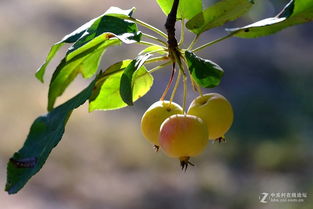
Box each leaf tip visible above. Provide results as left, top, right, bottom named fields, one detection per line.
left=127, top=101, right=134, bottom=106
left=88, top=104, right=95, bottom=112
left=35, top=68, right=45, bottom=83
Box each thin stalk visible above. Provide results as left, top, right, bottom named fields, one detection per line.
left=142, top=33, right=167, bottom=46
left=140, top=49, right=167, bottom=56
left=129, top=18, right=168, bottom=39
left=182, top=55, right=203, bottom=98
left=172, top=51, right=186, bottom=76
left=182, top=74, right=187, bottom=113
left=190, top=76, right=197, bottom=92
left=187, top=34, right=200, bottom=50
left=178, top=19, right=185, bottom=47
left=148, top=61, right=171, bottom=73
left=196, top=83, right=203, bottom=97
left=170, top=69, right=182, bottom=103
left=186, top=65, right=197, bottom=94
left=138, top=41, right=163, bottom=47
left=176, top=60, right=187, bottom=112
left=145, top=56, right=169, bottom=64
left=160, top=64, right=175, bottom=101
left=192, top=32, right=237, bottom=52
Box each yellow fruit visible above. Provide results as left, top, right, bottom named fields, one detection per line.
left=159, top=114, right=208, bottom=158
left=141, top=101, right=183, bottom=146
left=188, top=93, right=233, bottom=140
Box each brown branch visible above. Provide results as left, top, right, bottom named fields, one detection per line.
left=165, top=0, right=180, bottom=61
left=165, top=0, right=179, bottom=50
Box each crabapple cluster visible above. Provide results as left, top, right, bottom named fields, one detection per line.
left=140, top=93, right=233, bottom=169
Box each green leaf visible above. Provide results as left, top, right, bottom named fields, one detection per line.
left=99, top=6, right=137, bottom=19
left=156, top=0, right=202, bottom=20
left=5, top=79, right=96, bottom=194
left=35, top=43, right=64, bottom=82
left=227, top=0, right=313, bottom=38
left=186, top=0, right=254, bottom=34
left=120, top=54, right=152, bottom=105
left=47, top=12, right=142, bottom=111
left=89, top=59, right=153, bottom=111
left=67, top=14, right=141, bottom=58
left=35, top=23, right=91, bottom=82
left=35, top=7, right=138, bottom=82
left=47, top=38, right=119, bottom=111
left=185, top=51, right=224, bottom=88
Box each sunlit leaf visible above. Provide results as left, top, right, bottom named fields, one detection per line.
left=47, top=11, right=142, bottom=111
left=227, top=0, right=313, bottom=38
left=47, top=37, right=118, bottom=111
left=36, top=7, right=137, bottom=82
left=5, top=79, right=96, bottom=194
left=185, top=51, right=223, bottom=88
left=156, top=0, right=202, bottom=20
left=89, top=59, right=153, bottom=111
left=67, top=15, right=141, bottom=58
left=186, top=0, right=254, bottom=34
left=120, top=54, right=152, bottom=105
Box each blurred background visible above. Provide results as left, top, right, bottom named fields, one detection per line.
left=0, top=0, right=312, bottom=208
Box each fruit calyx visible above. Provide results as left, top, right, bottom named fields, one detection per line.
left=153, top=145, right=160, bottom=152
left=179, top=156, right=194, bottom=171
left=214, top=136, right=227, bottom=144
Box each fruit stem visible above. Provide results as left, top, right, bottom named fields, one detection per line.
left=170, top=69, right=182, bottom=103
left=196, top=83, right=203, bottom=97
left=187, top=67, right=200, bottom=95
left=178, top=56, right=188, bottom=112
left=181, top=56, right=201, bottom=97
left=129, top=18, right=168, bottom=39
left=187, top=34, right=200, bottom=51
left=178, top=19, right=185, bottom=47
left=160, top=63, right=176, bottom=101
left=148, top=61, right=171, bottom=73
left=190, top=77, right=197, bottom=92
left=192, top=32, right=237, bottom=52
left=142, top=33, right=167, bottom=46
left=182, top=71, right=187, bottom=113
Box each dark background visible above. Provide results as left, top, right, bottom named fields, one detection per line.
left=0, top=0, right=312, bottom=208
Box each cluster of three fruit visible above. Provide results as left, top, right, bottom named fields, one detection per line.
left=141, top=93, right=233, bottom=168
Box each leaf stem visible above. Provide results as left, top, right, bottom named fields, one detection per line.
left=187, top=34, right=200, bottom=50
left=138, top=41, right=163, bottom=47
left=192, top=32, right=237, bottom=52
left=148, top=61, right=171, bottom=73
left=140, top=48, right=167, bottom=56
left=142, top=33, right=167, bottom=46
left=145, top=56, right=169, bottom=64
left=129, top=18, right=168, bottom=39
left=178, top=19, right=185, bottom=47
